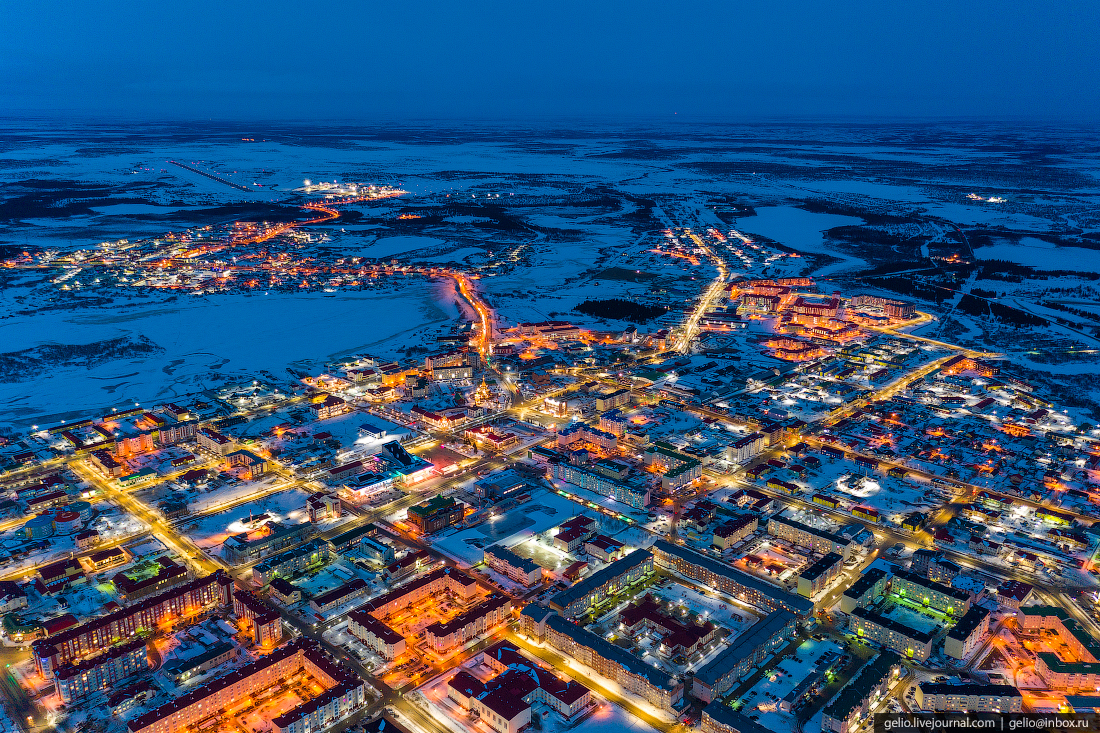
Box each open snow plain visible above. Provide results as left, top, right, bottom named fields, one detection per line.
left=2, top=120, right=1100, bottom=427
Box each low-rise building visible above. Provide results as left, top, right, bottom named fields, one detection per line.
left=309, top=578, right=369, bottom=614
left=584, top=535, right=625, bottom=562
left=407, top=494, right=464, bottom=533
left=448, top=642, right=592, bottom=733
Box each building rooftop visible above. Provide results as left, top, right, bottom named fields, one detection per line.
left=545, top=614, right=678, bottom=690
left=800, top=552, right=842, bottom=583
left=823, top=652, right=900, bottom=721
left=549, top=549, right=651, bottom=611
left=694, top=609, right=794, bottom=686
left=946, top=605, right=989, bottom=642
left=652, top=539, right=814, bottom=616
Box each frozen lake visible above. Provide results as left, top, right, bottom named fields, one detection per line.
left=739, top=205, right=866, bottom=275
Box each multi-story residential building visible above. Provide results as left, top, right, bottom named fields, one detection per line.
left=820, top=653, right=902, bottom=733
left=840, top=568, right=888, bottom=613
left=196, top=427, right=234, bottom=456
left=126, top=639, right=367, bottom=733
left=1018, top=605, right=1100, bottom=689
left=595, top=389, right=631, bottom=412
left=599, top=409, right=628, bottom=436
left=691, top=610, right=796, bottom=703
left=54, top=637, right=149, bottom=703
left=890, top=569, right=970, bottom=616
left=252, top=539, right=331, bottom=585
left=232, top=590, right=283, bottom=647
left=448, top=642, right=591, bottom=733
left=484, top=545, right=543, bottom=587
left=702, top=701, right=774, bottom=733
left=362, top=567, right=478, bottom=618
left=34, top=571, right=233, bottom=678
left=433, top=365, right=474, bottom=381
left=726, top=433, right=765, bottom=464
left=550, top=462, right=650, bottom=509
left=549, top=550, right=652, bottom=618
left=797, top=552, right=843, bottom=598
left=310, top=394, right=349, bottom=421
left=523, top=609, right=682, bottom=710
left=558, top=423, right=618, bottom=452
left=406, top=495, right=465, bottom=533
left=425, top=593, right=512, bottom=653
left=644, top=442, right=703, bottom=490
left=712, top=514, right=758, bottom=550
left=849, top=295, right=915, bottom=320
left=767, top=517, right=853, bottom=560
left=158, top=419, right=196, bottom=446
left=915, top=683, right=1022, bottom=713
left=310, top=579, right=369, bottom=614
left=651, top=540, right=814, bottom=617
left=945, top=605, right=990, bottom=660
left=850, top=607, right=933, bottom=661
left=347, top=609, right=406, bottom=660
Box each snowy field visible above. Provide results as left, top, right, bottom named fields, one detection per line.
left=179, top=487, right=314, bottom=550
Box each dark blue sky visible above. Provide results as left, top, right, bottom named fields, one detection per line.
left=2, top=1, right=1097, bottom=120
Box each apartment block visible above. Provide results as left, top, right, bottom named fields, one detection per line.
left=484, top=544, right=543, bottom=587
left=944, top=605, right=990, bottom=660
left=549, top=550, right=652, bottom=617
left=850, top=607, right=933, bottom=662
left=767, top=517, right=853, bottom=560
left=651, top=540, right=814, bottom=617
left=821, top=653, right=902, bottom=733
left=691, top=610, right=796, bottom=703
left=915, top=683, right=1022, bottom=713
left=797, top=552, right=843, bottom=598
